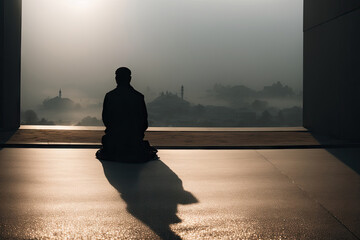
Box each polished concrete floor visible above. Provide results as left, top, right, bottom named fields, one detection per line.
left=0, top=148, right=359, bottom=239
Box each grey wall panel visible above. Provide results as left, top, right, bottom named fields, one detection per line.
left=0, top=0, right=21, bottom=130
left=304, top=8, right=360, bottom=140
left=304, top=0, right=360, bottom=31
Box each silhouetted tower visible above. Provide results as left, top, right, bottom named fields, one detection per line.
left=59, top=89, right=62, bottom=98
left=181, top=85, right=184, bottom=100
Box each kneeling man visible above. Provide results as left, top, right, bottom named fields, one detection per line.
left=96, top=67, right=157, bottom=162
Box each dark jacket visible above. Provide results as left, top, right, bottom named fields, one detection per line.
left=102, top=84, right=148, bottom=142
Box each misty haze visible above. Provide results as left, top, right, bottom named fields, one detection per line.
left=21, top=0, right=303, bottom=127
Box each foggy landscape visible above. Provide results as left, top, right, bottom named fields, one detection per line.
left=21, top=0, right=303, bottom=126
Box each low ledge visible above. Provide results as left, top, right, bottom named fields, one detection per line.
left=2, top=142, right=360, bottom=150
left=2, top=127, right=359, bottom=149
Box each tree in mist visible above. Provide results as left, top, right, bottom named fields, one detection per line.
left=277, top=107, right=302, bottom=126
left=77, top=116, right=103, bottom=126
left=259, top=81, right=295, bottom=98
left=41, top=95, right=81, bottom=111
left=208, top=84, right=256, bottom=108
left=258, top=110, right=273, bottom=125
left=148, top=92, right=190, bottom=118
left=37, top=118, right=54, bottom=125
left=21, top=110, right=54, bottom=125
left=251, top=99, right=268, bottom=112
left=208, top=82, right=297, bottom=108
left=23, top=110, right=38, bottom=124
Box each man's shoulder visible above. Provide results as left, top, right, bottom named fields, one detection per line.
left=104, top=89, right=117, bottom=100
left=106, top=88, right=118, bottom=95
left=131, top=88, right=144, bottom=98
left=106, top=86, right=144, bottom=99
left=127, top=85, right=145, bottom=99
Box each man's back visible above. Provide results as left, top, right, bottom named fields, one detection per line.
left=102, top=84, right=148, bottom=142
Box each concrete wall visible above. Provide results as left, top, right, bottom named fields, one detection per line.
left=0, top=0, right=22, bottom=130
left=303, top=1, right=360, bottom=140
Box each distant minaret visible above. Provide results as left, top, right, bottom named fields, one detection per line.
left=181, top=85, right=184, bottom=100
left=59, top=89, right=62, bottom=98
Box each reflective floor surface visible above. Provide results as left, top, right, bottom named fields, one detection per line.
left=0, top=148, right=359, bottom=239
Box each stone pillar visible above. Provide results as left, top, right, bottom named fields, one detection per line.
left=0, top=0, right=22, bottom=130
left=303, top=1, right=360, bottom=140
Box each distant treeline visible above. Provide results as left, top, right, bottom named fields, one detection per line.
left=207, top=82, right=301, bottom=108
left=21, top=82, right=302, bottom=127
left=147, top=91, right=301, bottom=127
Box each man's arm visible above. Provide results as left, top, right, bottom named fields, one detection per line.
left=102, top=94, right=110, bottom=128
left=141, top=96, right=148, bottom=133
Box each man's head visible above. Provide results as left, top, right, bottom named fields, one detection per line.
left=115, top=67, right=131, bottom=85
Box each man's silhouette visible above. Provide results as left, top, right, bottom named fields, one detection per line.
left=96, top=67, right=157, bottom=162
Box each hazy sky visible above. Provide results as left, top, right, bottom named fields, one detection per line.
left=21, top=0, right=303, bottom=109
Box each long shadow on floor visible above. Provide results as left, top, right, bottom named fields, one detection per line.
left=100, top=160, right=198, bottom=240
left=0, top=130, right=16, bottom=150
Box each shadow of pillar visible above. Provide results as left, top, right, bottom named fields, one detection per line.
left=0, top=130, right=17, bottom=150
left=310, top=132, right=360, bottom=174
left=100, top=160, right=198, bottom=240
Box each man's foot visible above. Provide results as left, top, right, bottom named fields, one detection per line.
left=149, top=153, right=160, bottom=161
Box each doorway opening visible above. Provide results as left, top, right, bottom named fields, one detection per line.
left=21, top=0, right=303, bottom=127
